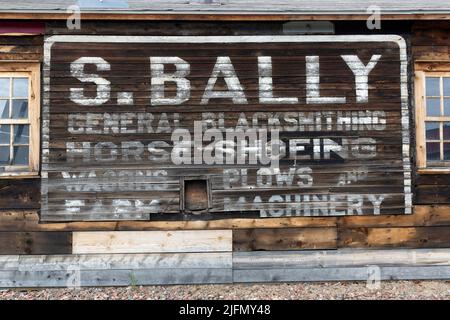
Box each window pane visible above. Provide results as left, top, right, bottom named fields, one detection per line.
left=0, top=146, right=9, bottom=165
left=445, top=143, right=450, bottom=160
left=13, top=125, right=29, bottom=144
left=426, top=142, right=440, bottom=161
left=0, top=78, right=10, bottom=97
left=444, top=122, right=450, bottom=140
left=426, top=77, right=440, bottom=96
left=12, top=78, right=28, bottom=98
left=444, top=78, right=450, bottom=96
left=12, top=146, right=28, bottom=165
left=0, top=100, right=9, bottom=119
left=0, top=125, right=10, bottom=144
left=426, top=98, right=441, bottom=116
left=444, top=99, right=450, bottom=116
left=426, top=122, right=440, bottom=140
left=11, top=99, right=28, bottom=119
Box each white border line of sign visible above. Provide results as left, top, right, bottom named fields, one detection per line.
left=42, top=35, right=412, bottom=217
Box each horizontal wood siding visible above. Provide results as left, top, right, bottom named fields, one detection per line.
left=1, top=204, right=450, bottom=253
left=0, top=179, right=40, bottom=210
left=0, top=22, right=449, bottom=260
left=338, top=226, right=450, bottom=248
left=413, top=21, right=450, bottom=204
left=1, top=248, right=450, bottom=287
left=42, top=35, right=411, bottom=221
left=234, top=266, right=450, bottom=282
left=72, top=230, right=232, bottom=254
left=0, top=35, right=42, bottom=61
left=233, top=227, right=337, bottom=251
left=0, top=35, right=42, bottom=212
left=0, top=211, right=335, bottom=231
left=234, top=248, right=450, bottom=269
left=0, top=232, right=71, bottom=254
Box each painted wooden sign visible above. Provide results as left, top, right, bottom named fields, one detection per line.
left=41, top=35, right=411, bottom=221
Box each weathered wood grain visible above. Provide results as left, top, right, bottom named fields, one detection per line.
left=0, top=268, right=233, bottom=287
left=234, top=248, right=450, bottom=269
left=0, top=232, right=71, bottom=255
left=338, top=226, right=450, bottom=248
left=338, top=205, right=450, bottom=228
left=0, top=179, right=40, bottom=210
left=415, top=185, right=450, bottom=204
left=0, top=252, right=232, bottom=271
left=72, top=230, right=232, bottom=254
left=233, top=266, right=450, bottom=282
left=0, top=35, right=43, bottom=61
left=3, top=205, right=450, bottom=232
left=41, top=35, right=411, bottom=220
left=233, top=227, right=337, bottom=251
left=0, top=211, right=336, bottom=231
left=1, top=248, right=450, bottom=287
left=412, top=22, right=450, bottom=206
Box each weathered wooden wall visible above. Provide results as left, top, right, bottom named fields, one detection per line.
left=42, top=36, right=410, bottom=220
left=0, top=35, right=42, bottom=212
left=0, top=21, right=449, bottom=259
left=1, top=205, right=450, bottom=254
left=412, top=21, right=450, bottom=204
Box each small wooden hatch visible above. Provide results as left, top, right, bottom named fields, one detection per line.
left=181, top=177, right=211, bottom=214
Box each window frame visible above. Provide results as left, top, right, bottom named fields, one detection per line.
left=0, top=62, right=40, bottom=178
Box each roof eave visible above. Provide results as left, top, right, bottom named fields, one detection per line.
left=1, top=10, right=450, bottom=21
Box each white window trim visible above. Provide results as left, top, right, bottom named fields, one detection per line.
left=0, top=62, right=40, bottom=178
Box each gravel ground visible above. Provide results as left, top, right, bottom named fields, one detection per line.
left=0, top=281, right=449, bottom=300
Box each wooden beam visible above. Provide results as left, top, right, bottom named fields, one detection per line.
left=2, top=205, right=450, bottom=232
left=0, top=248, right=449, bottom=287
left=0, top=252, right=232, bottom=271
left=0, top=268, right=233, bottom=287
left=0, top=211, right=336, bottom=231
left=338, top=205, right=450, bottom=228
left=72, top=230, right=232, bottom=254
left=338, top=226, right=450, bottom=248
left=0, top=231, right=72, bottom=254
left=234, top=248, right=450, bottom=269
left=234, top=266, right=450, bottom=282
left=1, top=12, right=450, bottom=21
left=233, top=227, right=337, bottom=251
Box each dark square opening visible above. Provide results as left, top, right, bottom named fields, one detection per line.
left=182, top=178, right=210, bottom=213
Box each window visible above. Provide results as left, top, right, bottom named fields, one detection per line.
left=0, top=63, right=40, bottom=177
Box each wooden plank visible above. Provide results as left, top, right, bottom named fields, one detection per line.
left=338, top=205, right=450, bottom=227
left=5, top=205, right=450, bottom=232
left=415, top=185, right=450, bottom=204
left=234, top=248, right=450, bottom=269
left=72, top=230, right=232, bottom=254
left=414, top=69, right=426, bottom=169
left=233, top=266, right=450, bottom=283
left=0, top=211, right=116, bottom=231
left=415, top=174, right=450, bottom=185
left=1, top=248, right=450, bottom=287
left=0, top=232, right=71, bottom=255
left=338, top=226, right=450, bottom=248
left=233, top=227, right=337, bottom=251
left=0, top=252, right=231, bottom=271
left=2, top=264, right=450, bottom=288
left=0, top=179, right=40, bottom=210
left=0, top=268, right=232, bottom=287
left=0, top=256, right=19, bottom=271
left=0, top=211, right=336, bottom=231
left=0, top=35, right=42, bottom=61
left=4, top=12, right=450, bottom=22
